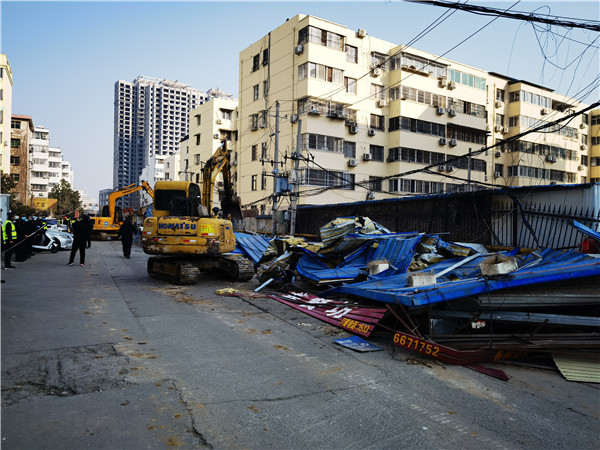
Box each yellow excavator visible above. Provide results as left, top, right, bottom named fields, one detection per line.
left=91, top=181, right=154, bottom=240
left=141, top=140, right=254, bottom=284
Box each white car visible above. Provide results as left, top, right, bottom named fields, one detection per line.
left=32, top=227, right=74, bottom=253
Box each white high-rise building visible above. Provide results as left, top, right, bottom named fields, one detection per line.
left=113, top=76, right=207, bottom=207
left=29, top=126, right=72, bottom=199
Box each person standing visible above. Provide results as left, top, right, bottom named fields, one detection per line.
left=2, top=212, right=17, bottom=269
left=118, top=215, right=135, bottom=259
left=67, top=215, right=91, bottom=266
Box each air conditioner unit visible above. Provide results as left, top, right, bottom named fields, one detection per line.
left=546, top=155, right=557, bottom=162
left=494, top=172, right=501, bottom=178
left=349, top=125, right=359, bottom=134
left=446, top=166, right=454, bottom=172
left=541, top=108, right=548, bottom=115
left=363, top=153, right=372, bottom=161
left=580, top=144, right=587, bottom=151
left=495, top=151, right=501, bottom=158
left=495, top=100, right=502, bottom=108
left=290, top=114, right=298, bottom=123
left=448, top=80, right=456, bottom=90
left=357, top=28, right=367, bottom=38
left=449, top=139, right=457, bottom=147
left=294, top=44, right=304, bottom=55
left=439, top=137, right=448, bottom=145
left=437, top=165, right=446, bottom=172
left=580, top=123, right=586, bottom=129
left=436, top=107, right=446, bottom=115
left=371, top=67, right=382, bottom=77
left=232, top=160, right=237, bottom=166
left=377, top=99, right=387, bottom=108
left=214, top=134, right=220, bottom=139
left=578, top=165, right=584, bottom=171
left=438, top=77, right=447, bottom=87
left=348, top=158, right=358, bottom=167
left=367, top=191, right=375, bottom=200
left=494, top=125, right=502, bottom=133
left=216, top=119, right=222, bottom=124
left=448, top=109, right=457, bottom=117
left=368, top=128, right=376, bottom=136
left=502, top=127, right=509, bottom=133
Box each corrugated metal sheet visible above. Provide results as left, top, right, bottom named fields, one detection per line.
left=325, top=249, right=600, bottom=308
left=319, top=217, right=391, bottom=248
left=552, top=353, right=600, bottom=383
left=235, top=232, right=270, bottom=264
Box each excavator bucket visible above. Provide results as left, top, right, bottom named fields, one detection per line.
left=221, top=196, right=243, bottom=221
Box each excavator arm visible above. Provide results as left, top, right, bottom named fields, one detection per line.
left=202, top=140, right=242, bottom=221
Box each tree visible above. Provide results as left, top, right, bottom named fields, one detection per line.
left=49, top=179, right=82, bottom=216
left=1, top=171, right=16, bottom=193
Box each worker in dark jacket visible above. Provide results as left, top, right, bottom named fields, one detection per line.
left=118, top=215, right=135, bottom=259
left=67, top=215, right=92, bottom=266
left=3, top=212, right=17, bottom=269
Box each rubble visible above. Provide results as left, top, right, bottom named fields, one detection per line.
left=233, top=216, right=600, bottom=380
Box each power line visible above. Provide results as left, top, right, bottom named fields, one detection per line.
left=407, top=0, right=600, bottom=31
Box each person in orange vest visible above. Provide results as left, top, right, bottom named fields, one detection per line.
left=3, top=212, right=18, bottom=269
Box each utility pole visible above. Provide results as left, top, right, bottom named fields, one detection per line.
left=290, top=119, right=302, bottom=236
left=467, top=147, right=472, bottom=189
left=271, top=101, right=280, bottom=237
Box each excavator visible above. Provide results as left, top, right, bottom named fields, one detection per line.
left=141, top=140, right=254, bottom=284
left=91, top=181, right=154, bottom=240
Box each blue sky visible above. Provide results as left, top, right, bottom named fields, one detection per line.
left=2, top=1, right=598, bottom=199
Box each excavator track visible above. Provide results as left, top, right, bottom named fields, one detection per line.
left=147, top=257, right=201, bottom=285
left=220, top=254, right=255, bottom=281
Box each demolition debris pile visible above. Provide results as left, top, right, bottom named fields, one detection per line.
left=232, top=217, right=600, bottom=381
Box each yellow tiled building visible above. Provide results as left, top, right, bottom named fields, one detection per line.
left=189, top=14, right=596, bottom=215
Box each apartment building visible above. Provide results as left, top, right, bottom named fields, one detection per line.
left=113, top=76, right=207, bottom=208
left=588, top=110, right=600, bottom=182
left=236, top=14, right=593, bottom=214
left=9, top=115, right=34, bottom=204
left=1, top=54, right=13, bottom=174
left=28, top=126, right=72, bottom=200
left=186, top=96, right=239, bottom=211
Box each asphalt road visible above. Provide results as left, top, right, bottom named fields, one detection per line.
left=1, top=242, right=599, bottom=449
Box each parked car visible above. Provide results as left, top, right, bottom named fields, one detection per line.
left=32, top=227, right=73, bottom=253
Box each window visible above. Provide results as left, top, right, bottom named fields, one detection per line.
left=10, top=156, right=20, bottom=165
left=495, top=114, right=504, bottom=127
left=195, top=114, right=201, bottom=126
left=496, top=89, right=505, bottom=102
left=251, top=175, right=257, bottom=191
left=10, top=173, right=19, bottom=182
left=298, top=26, right=345, bottom=51
left=345, top=44, right=357, bottom=63
left=303, top=133, right=343, bottom=153
left=251, top=144, right=258, bottom=161
left=298, top=62, right=343, bottom=84
left=370, top=114, right=385, bottom=131
left=343, top=141, right=356, bottom=158
left=369, top=176, right=382, bottom=191
left=261, top=174, right=267, bottom=190
left=262, top=49, right=269, bottom=65
left=370, top=145, right=385, bottom=162
left=344, top=77, right=357, bottom=95
left=370, top=84, right=385, bottom=100
left=253, top=84, right=259, bottom=101
left=252, top=54, right=260, bottom=72
left=11, top=138, right=20, bottom=148
left=399, top=86, right=446, bottom=107
left=263, top=80, right=269, bottom=97
left=448, top=69, right=485, bottom=90
left=591, top=115, right=600, bottom=126
left=194, top=154, right=201, bottom=164
left=371, top=52, right=387, bottom=68
left=390, top=53, right=447, bottom=78
left=221, top=109, right=232, bottom=120
left=195, top=134, right=201, bottom=145
left=250, top=114, right=259, bottom=130
left=392, top=116, right=446, bottom=137
left=11, top=120, right=21, bottom=129
left=299, top=168, right=354, bottom=189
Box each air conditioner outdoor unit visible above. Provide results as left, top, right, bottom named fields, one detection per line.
left=377, top=99, right=387, bottom=108
left=449, top=139, right=457, bottom=147
left=368, top=128, right=376, bottom=136
left=448, top=109, right=457, bottom=117
left=495, top=125, right=502, bottom=133
left=546, top=155, right=557, bottom=162
left=216, top=119, right=222, bottom=124
left=448, top=80, right=456, bottom=90
left=363, top=153, right=372, bottom=161
left=578, top=165, right=584, bottom=171
left=446, top=166, right=454, bottom=172
left=348, top=158, right=358, bottom=167
left=232, top=160, right=237, bottom=166
left=495, top=100, right=502, bottom=108
left=371, top=67, right=382, bottom=77
left=349, top=125, right=359, bottom=134
left=294, top=44, right=304, bottom=55
left=541, top=108, right=548, bottom=115
left=502, top=127, right=509, bottom=133
left=495, top=151, right=501, bottom=158
left=580, top=123, right=586, bottom=129
left=214, top=134, right=220, bottom=139
left=357, top=28, right=367, bottom=38
left=438, top=165, right=446, bottom=172
left=308, top=107, right=320, bottom=115
left=436, top=107, right=446, bottom=115
left=494, top=172, right=501, bottom=178
left=439, top=137, right=448, bottom=145
left=290, top=114, right=298, bottom=123
left=438, top=77, right=447, bottom=87
left=580, top=144, right=587, bottom=151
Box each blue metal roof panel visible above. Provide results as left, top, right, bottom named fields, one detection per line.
left=234, top=232, right=271, bottom=264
